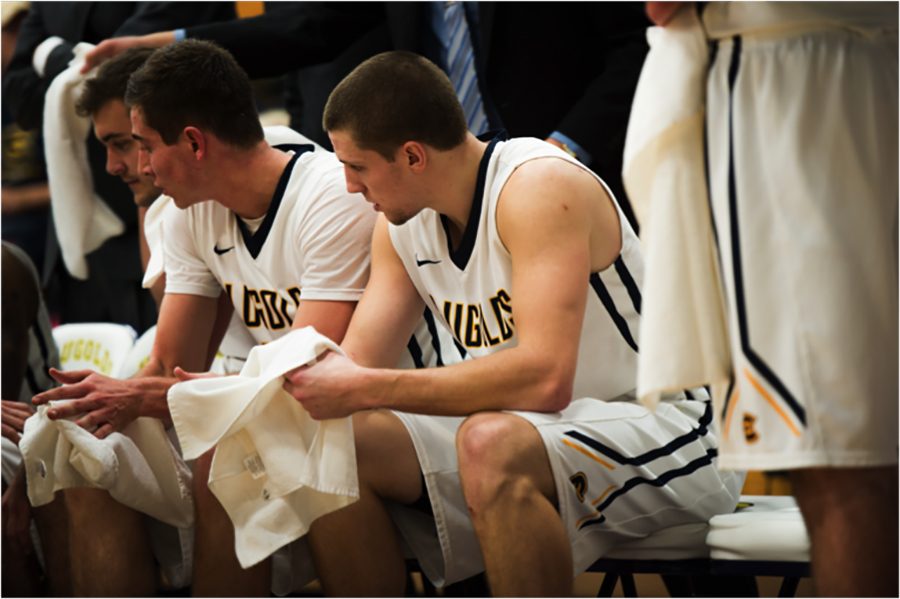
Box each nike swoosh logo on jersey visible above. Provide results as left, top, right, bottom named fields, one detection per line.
left=415, top=254, right=441, bottom=267
left=214, top=245, right=235, bottom=255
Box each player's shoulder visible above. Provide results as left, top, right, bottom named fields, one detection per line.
left=500, top=154, right=595, bottom=212
left=495, top=141, right=609, bottom=238
left=494, top=138, right=586, bottom=193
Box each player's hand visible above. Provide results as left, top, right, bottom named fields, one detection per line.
left=283, top=352, right=371, bottom=420
left=80, top=31, right=176, bottom=74
left=645, top=2, right=688, bottom=26
left=1, top=400, right=35, bottom=445
left=32, top=369, right=142, bottom=439
left=2, top=469, right=34, bottom=556
left=544, top=137, right=573, bottom=156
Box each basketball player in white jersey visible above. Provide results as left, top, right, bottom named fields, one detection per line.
left=41, top=47, right=315, bottom=596
left=646, top=3, right=898, bottom=596
left=280, top=51, right=742, bottom=596
left=33, top=41, right=456, bottom=596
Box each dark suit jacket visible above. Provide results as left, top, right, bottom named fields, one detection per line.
left=184, top=2, right=648, bottom=229
left=1, top=2, right=235, bottom=330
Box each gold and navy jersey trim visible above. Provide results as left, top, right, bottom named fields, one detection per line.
left=422, top=306, right=469, bottom=365
left=589, top=270, right=639, bottom=353
left=236, top=144, right=313, bottom=259
left=440, top=130, right=508, bottom=271
left=564, top=400, right=713, bottom=468
left=576, top=448, right=719, bottom=530
left=562, top=401, right=716, bottom=529
left=717, top=36, right=806, bottom=428
left=407, top=335, right=425, bottom=368
left=613, top=256, right=642, bottom=315
left=406, top=307, right=466, bottom=369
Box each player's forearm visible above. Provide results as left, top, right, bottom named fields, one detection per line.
left=135, top=355, right=168, bottom=378
left=367, top=347, right=574, bottom=415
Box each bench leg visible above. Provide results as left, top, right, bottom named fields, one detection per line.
left=778, top=577, right=799, bottom=598
left=598, top=573, right=619, bottom=597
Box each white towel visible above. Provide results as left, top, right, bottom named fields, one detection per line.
left=622, top=7, right=733, bottom=409
left=262, top=124, right=321, bottom=149
left=18, top=409, right=193, bottom=527
left=43, top=42, right=125, bottom=280
left=141, top=195, right=174, bottom=289
left=167, top=327, right=358, bottom=568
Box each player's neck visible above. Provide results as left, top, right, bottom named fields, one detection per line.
left=431, top=134, right=488, bottom=240
left=216, top=143, right=292, bottom=219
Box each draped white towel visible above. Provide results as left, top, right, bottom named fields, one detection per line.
left=168, top=327, right=358, bottom=568
left=19, top=410, right=193, bottom=527
left=43, top=42, right=124, bottom=280
left=621, top=7, right=733, bottom=410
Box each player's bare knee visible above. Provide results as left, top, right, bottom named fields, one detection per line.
left=457, top=414, right=540, bottom=508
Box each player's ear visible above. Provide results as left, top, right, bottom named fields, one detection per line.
left=183, top=127, right=206, bottom=159
left=402, top=141, right=427, bottom=172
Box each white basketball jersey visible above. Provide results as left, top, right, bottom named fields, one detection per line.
left=164, top=140, right=376, bottom=345
left=389, top=136, right=645, bottom=401
left=163, top=131, right=457, bottom=368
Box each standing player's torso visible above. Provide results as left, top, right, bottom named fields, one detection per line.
left=390, top=136, right=645, bottom=401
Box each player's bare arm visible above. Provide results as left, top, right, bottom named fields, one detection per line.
left=288, top=157, right=619, bottom=419
left=283, top=216, right=427, bottom=405
left=205, top=292, right=235, bottom=368
left=80, top=32, right=176, bottom=74
left=341, top=216, right=429, bottom=368
left=138, top=293, right=220, bottom=377
left=289, top=299, right=357, bottom=344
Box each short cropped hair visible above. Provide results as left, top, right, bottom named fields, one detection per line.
left=75, top=47, right=155, bottom=118
left=125, top=39, right=263, bottom=148
left=323, top=51, right=467, bottom=160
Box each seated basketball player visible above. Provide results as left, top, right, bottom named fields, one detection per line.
left=281, top=51, right=744, bottom=596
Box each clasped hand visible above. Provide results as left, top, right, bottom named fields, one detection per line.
left=31, top=369, right=142, bottom=439
left=283, top=352, right=370, bottom=420
left=1, top=400, right=35, bottom=444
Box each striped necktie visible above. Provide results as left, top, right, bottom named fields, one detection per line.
left=440, top=1, right=489, bottom=135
